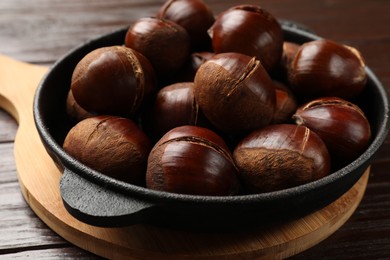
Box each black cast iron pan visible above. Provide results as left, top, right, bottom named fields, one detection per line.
left=33, top=22, right=390, bottom=228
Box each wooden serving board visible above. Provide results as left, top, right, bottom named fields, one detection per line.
left=0, top=53, right=369, bottom=259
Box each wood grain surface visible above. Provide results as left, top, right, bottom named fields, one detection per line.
left=1, top=0, right=390, bottom=259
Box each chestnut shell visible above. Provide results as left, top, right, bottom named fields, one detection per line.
left=272, top=81, right=297, bottom=124
left=65, top=89, right=95, bottom=122
left=293, top=97, right=372, bottom=163
left=125, top=17, right=191, bottom=79
left=146, top=126, right=240, bottom=196
left=63, top=115, right=152, bottom=184
left=71, top=46, right=155, bottom=117
left=194, top=52, right=276, bottom=134
left=142, top=82, right=210, bottom=141
left=156, top=0, right=215, bottom=51
left=233, top=124, right=331, bottom=193
left=288, top=39, right=367, bottom=100
left=209, top=5, right=283, bottom=72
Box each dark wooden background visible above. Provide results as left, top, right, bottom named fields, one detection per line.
left=1, top=0, right=390, bottom=258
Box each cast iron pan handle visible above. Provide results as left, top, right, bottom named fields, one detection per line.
left=60, top=168, right=156, bottom=227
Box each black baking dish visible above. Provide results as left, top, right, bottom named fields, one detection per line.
left=33, top=23, right=390, bottom=228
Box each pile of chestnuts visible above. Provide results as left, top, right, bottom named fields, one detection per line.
left=63, top=0, right=372, bottom=196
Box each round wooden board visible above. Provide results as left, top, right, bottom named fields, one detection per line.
left=0, top=54, right=369, bottom=259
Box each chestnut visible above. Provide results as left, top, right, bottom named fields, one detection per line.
left=233, top=124, right=331, bottom=193
left=208, top=4, right=283, bottom=72
left=175, top=51, right=214, bottom=82
left=63, top=115, right=152, bottom=184
left=281, top=42, right=300, bottom=71
left=194, top=52, right=276, bottom=134
left=142, top=82, right=210, bottom=141
left=66, top=89, right=95, bottom=122
left=288, top=39, right=367, bottom=100
left=156, top=0, right=215, bottom=51
left=272, top=41, right=301, bottom=81
left=190, top=52, right=215, bottom=70
left=272, top=81, right=298, bottom=124
left=71, top=46, right=155, bottom=117
left=125, top=17, right=190, bottom=80
left=146, top=125, right=240, bottom=196
left=293, top=97, right=371, bottom=163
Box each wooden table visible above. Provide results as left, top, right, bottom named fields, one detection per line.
left=1, top=0, right=390, bottom=258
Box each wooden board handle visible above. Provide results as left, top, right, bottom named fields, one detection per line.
left=0, top=54, right=47, bottom=123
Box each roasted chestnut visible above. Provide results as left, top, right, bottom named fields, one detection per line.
left=156, top=0, right=215, bottom=51
left=125, top=17, right=191, bottom=80
left=142, top=82, right=210, bottom=141
left=233, top=124, right=331, bottom=193
left=146, top=125, right=240, bottom=196
left=288, top=39, right=367, bottom=100
left=66, top=90, right=95, bottom=122
left=272, top=41, right=301, bottom=81
left=71, top=46, right=155, bottom=117
left=175, top=51, right=215, bottom=82
left=272, top=81, right=298, bottom=124
left=293, top=97, right=371, bottom=163
left=194, top=52, right=276, bottom=134
left=63, top=115, right=152, bottom=184
left=208, top=4, right=283, bottom=72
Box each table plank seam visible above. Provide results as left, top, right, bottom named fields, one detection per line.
left=0, top=242, right=73, bottom=255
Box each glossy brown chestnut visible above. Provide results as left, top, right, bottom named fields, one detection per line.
left=156, top=0, right=215, bottom=51
left=208, top=5, right=283, bottom=72
left=233, top=124, right=331, bottom=193
left=176, top=51, right=214, bottom=82
left=71, top=46, right=155, bottom=117
left=146, top=125, right=240, bottom=196
left=272, top=81, right=297, bottom=124
left=142, top=82, right=210, bottom=141
left=63, top=115, right=152, bottom=184
left=272, top=41, right=300, bottom=81
left=125, top=17, right=190, bottom=79
left=66, top=89, right=95, bottom=123
left=282, top=42, right=300, bottom=70
left=194, top=52, right=276, bottom=134
left=190, top=52, right=215, bottom=71
left=288, top=39, right=367, bottom=100
left=293, top=97, right=371, bottom=163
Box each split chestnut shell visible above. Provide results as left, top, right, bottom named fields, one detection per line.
left=293, top=97, right=371, bottom=163
left=194, top=52, right=276, bottom=134
left=71, top=46, right=155, bottom=117
left=142, top=82, right=209, bottom=141
left=125, top=17, right=190, bottom=79
left=156, top=0, right=215, bottom=51
left=63, top=115, right=152, bottom=184
left=146, top=126, right=240, bottom=196
left=208, top=5, right=283, bottom=72
left=233, top=124, right=331, bottom=193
